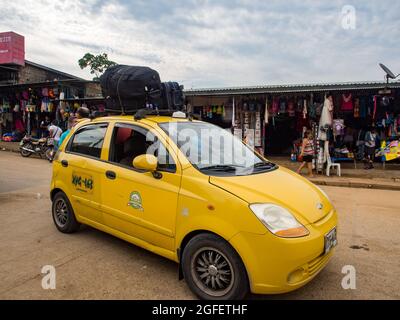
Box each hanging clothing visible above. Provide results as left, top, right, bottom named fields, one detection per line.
left=318, top=98, right=334, bottom=141
left=359, top=97, right=367, bottom=118
left=279, top=99, right=286, bottom=113
left=341, top=93, right=353, bottom=111
left=309, top=103, right=317, bottom=119
left=288, top=101, right=295, bottom=117
left=373, top=96, right=378, bottom=120
left=264, top=99, right=269, bottom=124
left=303, top=99, right=308, bottom=119
left=272, top=98, right=279, bottom=114
left=333, top=119, right=345, bottom=136
left=354, top=98, right=360, bottom=118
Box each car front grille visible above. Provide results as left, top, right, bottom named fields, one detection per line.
left=307, top=251, right=333, bottom=276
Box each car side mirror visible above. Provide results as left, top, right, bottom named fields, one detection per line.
left=133, top=154, right=158, bottom=172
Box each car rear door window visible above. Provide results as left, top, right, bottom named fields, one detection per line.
left=110, top=123, right=176, bottom=173
left=68, top=124, right=108, bottom=159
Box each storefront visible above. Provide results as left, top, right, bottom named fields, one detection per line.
left=0, top=78, right=103, bottom=140
left=185, top=81, right=400, bottom=166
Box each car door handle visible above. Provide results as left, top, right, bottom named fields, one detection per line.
left=61, top=160, right=68, bottom=167
left=106, top=170, right=116, bottom=180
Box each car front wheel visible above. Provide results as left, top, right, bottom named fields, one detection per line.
left=182, top=233, right=249, bottom=300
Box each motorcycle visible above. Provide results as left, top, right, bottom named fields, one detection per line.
left=19, top=135, right=54, bottom=162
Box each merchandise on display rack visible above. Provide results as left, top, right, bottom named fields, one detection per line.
left=186, top=87, right=400, bottom=173
left=0, top=85, right=105, bottom=141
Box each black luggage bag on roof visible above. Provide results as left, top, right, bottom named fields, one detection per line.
left=100, top=65, right=162, bottom=113
left=161, top=82, right=185, bottom=111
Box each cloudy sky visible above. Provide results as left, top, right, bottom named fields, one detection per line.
left=1, top=0, right=399, bottom=88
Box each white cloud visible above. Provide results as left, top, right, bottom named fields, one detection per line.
left=0, top=0, right=399, bottom=88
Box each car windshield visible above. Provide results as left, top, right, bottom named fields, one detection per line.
left=159, top=122, right=277, bottom=176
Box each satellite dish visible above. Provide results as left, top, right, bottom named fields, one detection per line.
left=379, top=63, right=396, bottom=79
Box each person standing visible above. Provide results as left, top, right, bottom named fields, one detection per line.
left=39, top=116, right=51, bottom=137
left=58, top=116, right=77, bottom=148
left=48, top=120, right=63, bottom=150
left=297, top=130, right=315, bottom=178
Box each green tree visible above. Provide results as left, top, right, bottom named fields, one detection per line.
left=78, top=53, right=117, bottom=80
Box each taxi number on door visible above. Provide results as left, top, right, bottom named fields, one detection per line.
left=72, top=172, right=94, bottom=193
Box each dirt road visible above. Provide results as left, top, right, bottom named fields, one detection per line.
left=0, top=152, right=399, bottom=299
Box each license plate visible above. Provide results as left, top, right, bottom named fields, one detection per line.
left=324, top=227, right=337, bottom=255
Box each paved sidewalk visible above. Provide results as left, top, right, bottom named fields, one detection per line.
left=309, top=176, right=400, bottom=191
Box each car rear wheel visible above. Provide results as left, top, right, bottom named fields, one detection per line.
left=182, top=233, right=249, bottom=300
left=52, top=192, right=80, bottom=233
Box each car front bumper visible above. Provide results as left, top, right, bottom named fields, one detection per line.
left=229, top=209, right=338, bottom=294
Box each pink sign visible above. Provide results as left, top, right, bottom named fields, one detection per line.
left=0, top=32, right=25, bottom=66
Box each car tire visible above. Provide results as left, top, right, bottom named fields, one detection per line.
left=52, top=191, right=80, bottom=233
left=182, top=233, right=249, bottom=300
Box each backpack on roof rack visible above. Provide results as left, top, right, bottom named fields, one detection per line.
left=100, top=65, right=162, bottom=114
left=161, top=82, right=185, bottom=111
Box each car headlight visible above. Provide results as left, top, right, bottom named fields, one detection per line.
left=249, top=204, right=309, bottom=238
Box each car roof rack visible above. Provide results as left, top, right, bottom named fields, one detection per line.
left=134, top=109, right=200, bottom=121
left=90, top=109, right=200, bottom=121
left=134, top=108, right=176, bottom=120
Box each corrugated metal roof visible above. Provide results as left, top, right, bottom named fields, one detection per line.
left=184, top=80, right=400, bottom=96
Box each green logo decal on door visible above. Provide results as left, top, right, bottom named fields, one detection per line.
left=128, top=192, right=143, bottom=211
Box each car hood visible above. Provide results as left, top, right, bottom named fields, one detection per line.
left=209, top=167, right=333, bottom=224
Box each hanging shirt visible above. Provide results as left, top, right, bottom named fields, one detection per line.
left=341, top=93, right=353, bottom=111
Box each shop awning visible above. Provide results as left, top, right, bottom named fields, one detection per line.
left=184, top=80, right=400, bottom=96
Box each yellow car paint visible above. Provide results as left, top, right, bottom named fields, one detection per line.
left=51, top=115, right=337, bottom=296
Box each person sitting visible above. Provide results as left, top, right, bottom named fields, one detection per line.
left=120, top=133, right=147, bottom=167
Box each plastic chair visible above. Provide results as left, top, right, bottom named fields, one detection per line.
left=326, top=155, right=341, bottom=177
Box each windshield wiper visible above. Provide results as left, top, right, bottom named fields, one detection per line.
left=200, top=165, right=243, bottom=172
left=251, top=162, right=277, bottom=170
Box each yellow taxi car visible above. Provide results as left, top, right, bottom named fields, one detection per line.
left=50, top=111, right=337, bottom=300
